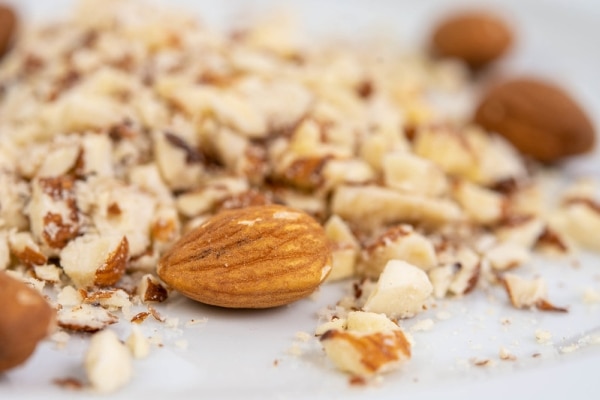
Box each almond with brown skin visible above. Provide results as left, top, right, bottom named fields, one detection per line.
left=0, top=4, right=17, bottom=59
left=474, top=78, right=595, bottom=162
left=0, top=271, right=55, bottom=372
left=431, top=11, right=512, bottom=70
left=157, top=204, right=332, bottom=308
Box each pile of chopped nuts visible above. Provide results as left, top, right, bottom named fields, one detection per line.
left=0, top=0, right=598, bottom=392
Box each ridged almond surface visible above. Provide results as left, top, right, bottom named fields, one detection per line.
left=157, top=204, right=332, bottom=308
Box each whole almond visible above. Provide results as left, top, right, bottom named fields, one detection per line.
left=0, top=4, right=17, bottom=59
left=157, top=204, right=332, bottom=308
left=0, top=270, right=55, bottom=372
left=431, top=11, right=512, bottom=69
left=474, top=78, right=595, bottom=162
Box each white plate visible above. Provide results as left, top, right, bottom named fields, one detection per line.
left=1, top=1, right=599, bottom=399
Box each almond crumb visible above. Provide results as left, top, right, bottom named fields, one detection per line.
left=499, top=346, right=516, bottom=361
left=534, top=329, right=553, bottom=344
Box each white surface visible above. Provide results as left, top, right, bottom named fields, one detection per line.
left=1, top=0, right=600, bottom=399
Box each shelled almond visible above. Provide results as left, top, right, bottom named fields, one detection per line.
left=0, top=0, right=598, bottom=389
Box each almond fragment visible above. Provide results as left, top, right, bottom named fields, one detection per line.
left=60, top=234, right=129, bottom=288
left=502, top=273, right=567, bottom=312
left=359, top=225, right=437, bottom=278
left=57, top=304, right=118, bottom=333
left=363, top=260, right=433, bottom=319
left=137, top=274, right=168, bottom=303
left=28, top=176, right=80, bottom=252
left=324, top=215, right=359, bottom=281
left=8, top=231, right=47, bottom=267
left=451, top=180, right=505, bottom=225
left=320, top=328, right=411, bottom=377
left=157, top=204, right=332, bottom=308
left=332, top=185, right=463, bottom=232
left=0, top=271, right=55, bottom=372
left=345, top=311, right=400, bottom=333
left=85, top=330, right=133, bottom=393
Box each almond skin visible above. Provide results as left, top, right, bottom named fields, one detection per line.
left=0, top=4, right=17, bottom=59
left=157, top=204, right=332, bottom=308
left=94, top=236, right=129, bottom=287
left=0, top=271, right=55, bottom=372
left=474, top=78, right=595, bottom=162
left=431, top=11, right=512, bottom=69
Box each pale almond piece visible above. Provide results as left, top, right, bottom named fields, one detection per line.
left=271, top=187, right=327, bottom=218
left=452, top=180, right=505, bottom=225
left=324, top=215, right=359, bottom=282
left=85, top=330, right=133, bottom=393
left=320, top=329, right=411, bottom=376
left=332, top=185, right=463, bottom=232
left=561, top=178, right=599, bottom=201
left=36, top=139, right=80, bottom=178
left=485, top=242, right=530, bottom=271
left=322, top=158, right=375, bottom=190
left=346, top=311, right=400, bottom=333
left=83, top=289, right=132, bottom=311
left=413, top=126, right=479, bottom=181
left=157, top=204, right=332, bottom=308
left=56, top=285, right=85, bottom=307
left=41, top=92, right=123, bottom=134
left=34, top=264, right=62, bottom=282
left=428, top=265, right=454, bottom=299
left=447, top=246, right=481, bottom=296
left=57, top=304, right=118, bottom=333
left=315, top=318, right=348, bottom=336
left=27, top=176, right=80, bottom=252
left=77, top=177, right=156, bottom=257
left=477, top=133, right=527, bottom=185
left=382, top=152, right=448, bottom=197
left=430, top=243, right=481, bottom=298
left=414, top=125, right=525, bottom=185
left=327, top=248, right=357, bottom=283
left=360, top=225, right=437, bottom=278
left=550, top=199, right=600, bottom=251
left=506, top=183, right=545, bottom=218
left=153, top=131, right=206, bottom=191
left=175, top=176, right=249, bottom=218
left=363, top=260, right=433, bottom=319
left=60, top=234, right=129, bottom=288
left=0, top=270, right=55, bottom=373
left=8, top=230, right=47, bottom=267
left=126, top=325, right=150, bottom=359
left=79, top=133, right=114, bottom=178
left=0, top=171, right=29, bottom=230
left=502, top=274, right=566, bottom=312
left=127, top=164, right=173, bottom=204
left=495, top=217, right=546, bottom=249
left=360, top=129, right=410, bottom=172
